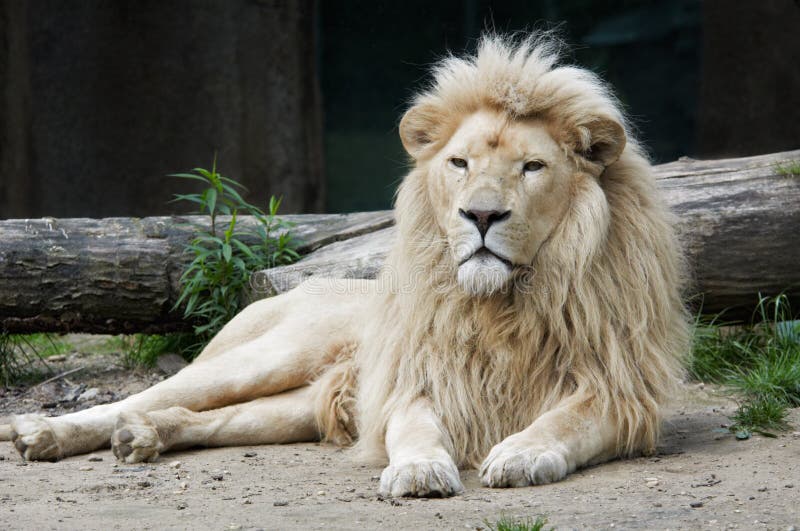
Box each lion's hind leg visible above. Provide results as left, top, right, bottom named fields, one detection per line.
left=110, top=376, right=353, bottom=463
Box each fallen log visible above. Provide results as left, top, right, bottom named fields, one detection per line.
left=0, top=150, right=798, bottom=332
left=0, top=211, right=393, bottom=333
left=257, top=149, right=800, bottom=321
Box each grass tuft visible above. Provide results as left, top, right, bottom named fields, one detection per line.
left=691, top=294, right=799, bottom=435
left=485, top=515, right=550, bottom=531
left=775, top=160, right=800, bottom=177
left=0, top=333, right=73, bottom=386
left=730, top=395, right=789, bottom=433
left=109, top=333, right=201, bottom=369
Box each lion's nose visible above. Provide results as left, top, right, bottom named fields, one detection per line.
left=458, top=208, right=511, bottom=239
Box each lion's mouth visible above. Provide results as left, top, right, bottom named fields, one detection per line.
left=459, top=247, right=513, bottom=268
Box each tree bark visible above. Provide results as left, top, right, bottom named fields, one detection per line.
left=0, top=150, right=798, bottom=333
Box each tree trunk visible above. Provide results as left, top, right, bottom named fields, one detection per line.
left=0, top=150, right=798, bottom=333
left=0, top=0, right=324, bottom=218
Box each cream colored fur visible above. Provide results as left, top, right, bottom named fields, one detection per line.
left=3, top=34, right=688, bottom=498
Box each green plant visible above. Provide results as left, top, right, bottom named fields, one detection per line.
left=775, top=160, right=800, bottom=177
left=171, top=158, right=298, bottom=346
left=690, top=294, right=799, bottom=436
left=0, top=333, right=73, bottom=386
left=112, top=333, right=200, bottom=369
left=485, top=515, right=550, bottom=531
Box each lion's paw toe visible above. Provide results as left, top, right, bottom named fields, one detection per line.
left=480, top=442, right=569, bottom=488
left=112, top=412, right=162, bottom=463
left=379, top=458, right=463, bottom=498
left=10, top=414, right=62, bottom=461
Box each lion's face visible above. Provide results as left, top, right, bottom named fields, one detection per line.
left=424, top=110, right=576, bottom=295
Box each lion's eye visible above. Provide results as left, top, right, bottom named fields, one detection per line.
left=449, top=158, right=468, bottom=169
left=523, top=160, right=545, bottom=173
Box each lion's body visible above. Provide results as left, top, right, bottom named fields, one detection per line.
left=4, top=35, right=689, bottom=497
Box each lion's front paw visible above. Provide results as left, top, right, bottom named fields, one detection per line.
left=10, top=415, right=62, bottom=461
left=111, top=412, right=162, bottom=463
left=480, top=437, right=570, bottom=488
left=379, top=458, right=464, bottom=498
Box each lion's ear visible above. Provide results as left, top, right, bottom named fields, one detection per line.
left=575, top=116, right=626, bottom=167
left=399, top=103, right=444, bottom=159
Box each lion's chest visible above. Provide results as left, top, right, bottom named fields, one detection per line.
left=421, top=343, right=554, bottom=466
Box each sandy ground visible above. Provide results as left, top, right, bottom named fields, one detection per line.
left=0, top=341, right=798, bottom=530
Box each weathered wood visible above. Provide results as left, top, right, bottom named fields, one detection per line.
left=250, top=227, right=396, bottom=298
left=259, top=150, right=800, bottom=321
left=658, top=150, right=800, bottom=318
left=0, top=211, right=393, bottom=333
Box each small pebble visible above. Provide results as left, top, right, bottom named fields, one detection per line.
left=87, top=456, right=103, bottom=462
left=79, top=466, right=93, bottom=472
left=137, top=481, right=151, bottom=488
left=273, top=500, right=288, bottom=507
left=317, top=490, right=326, bottom=496
left=211, top=473, right=224, bottom=481
left=176, top=502, right=188, bottom=510
left=690, top=501, right=703, bottom=508
left=243, top=452, right=257, bottom=458
left=78, top=388, right=99, bottom=402
left=169, top=461, right=181, bottom=469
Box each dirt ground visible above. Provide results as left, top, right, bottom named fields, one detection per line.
left=0, top=338, right=798, bottom=530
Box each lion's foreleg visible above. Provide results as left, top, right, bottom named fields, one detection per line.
left=378, top=398, right=464, bottom=498
left=110, top=386, right=320, bottom=463
left=479, top=396, right=618, bottom=487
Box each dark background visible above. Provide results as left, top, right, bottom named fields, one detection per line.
left=1, top=0, right=798, bottom=218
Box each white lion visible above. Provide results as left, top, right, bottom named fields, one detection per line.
left=3, top=34, right=689, bottom=497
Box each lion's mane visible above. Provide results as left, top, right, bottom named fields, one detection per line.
left=353, top=34, right=689, bottom=467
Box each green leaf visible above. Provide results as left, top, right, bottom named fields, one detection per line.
left=218, top=175, right=249, bottom=190
left=171, top=194, right=206, bottom=206
left=231, top=239, right=256, bottom=259
left=222, top=243, right=232, bottom=262
left=206, top=187, right=217, bottom=216
left=219, top=182, right=254, bottom=209
left=170, top=173, right=210, bottom=183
